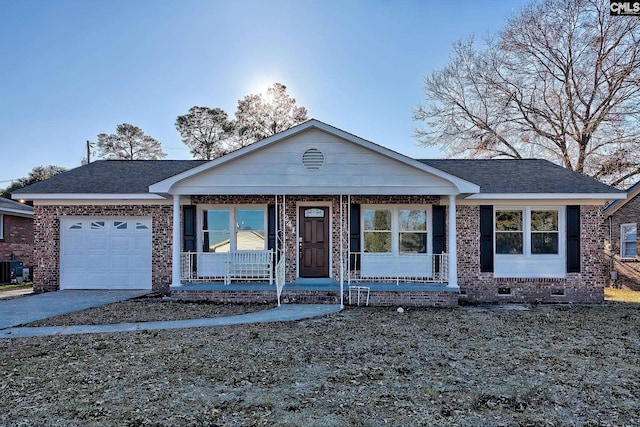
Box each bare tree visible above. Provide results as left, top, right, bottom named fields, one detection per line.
left=2, top=165, right=67, bottom=198
left=175, top=107, right=234, bottom=160
left=414, top=0, right=640, bottom=187
left=95, top=123, right=166, bottom=160
left=233, top=83, right=308, bottom=145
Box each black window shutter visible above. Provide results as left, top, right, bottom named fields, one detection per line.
left=349, top=204, right=361, bottom=270
left=267, top=205, right=276, bottom=254
left=183, top=205, right=197, bottom=252
left=432, top=205, right=446, bottom=273
left=432, top=206, right=446, bottom=254
left=567, top=205, right=581, bottom=273
left=479, top=205, right=494, bottom=272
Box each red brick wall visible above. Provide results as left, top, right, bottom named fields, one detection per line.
left=606, top=192, right=640, bottom=290
left=457, top=205, right=605, bottom=303
left=33, top=205, right=172, bottom=293
left=0, top=214, right=33, bottom=267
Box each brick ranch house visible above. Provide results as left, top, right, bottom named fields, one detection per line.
left=13, top=120, right=624, bottom=306
left=0, top=197, right=33, bottom=270
left=604, top=180, right=639, bottom=290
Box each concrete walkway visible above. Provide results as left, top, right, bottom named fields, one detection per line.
left=0, top=304, right=343, bottom=339
left=0, top=289, right=152, bottom=330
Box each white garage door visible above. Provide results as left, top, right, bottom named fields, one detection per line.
left=60, top=217, right=152, bottom=290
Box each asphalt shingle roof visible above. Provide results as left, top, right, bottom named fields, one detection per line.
left=13, top=160, right=207, bottom=194
left=13, top=158, right=621, bottom=196
left=419, top=159, right=621, bottom=194
left=0, top=197, right=33, bottom=214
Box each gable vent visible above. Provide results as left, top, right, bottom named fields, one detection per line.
left=302, top=148, right=325, bottom=170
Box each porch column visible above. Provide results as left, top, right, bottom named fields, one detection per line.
left=447, top=195, right=459, bottom=288
left=171, top=194, right=182, bottom=287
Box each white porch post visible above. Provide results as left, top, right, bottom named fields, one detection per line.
left=447, top=195, right=459, bottom=288
left=171, top=194, right=182, bottom=287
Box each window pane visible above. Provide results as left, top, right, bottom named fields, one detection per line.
left=532, top=232, right=559, bottom=254
left=496, top=211, right=523, bottom=231
left=496, top=232, right=523, bottom=254
left=207, top=232, right=230, bottom=252
left=203, top=210, right=230, bottom=253
left=399, top=210, right=426, bottom=231
left=622, top=224, right=637, bottom=258
left=364, top=209, right=391, bottom=231
left=237, top=209, right=264, bottom=231
left=205, top=210, right=229, bottom=231
left=400, top=232, right=427, bottom=253
left=237, top=231, right=265, bottom=250
left=622, top=224, right=637, bottom=242
left=531, top=211, right=558, bottom=232
left=236, top=209, right=265, bottom=250
left=623, top=243, right=636, bottom=258
left=364, top=232, right=391, bottom=253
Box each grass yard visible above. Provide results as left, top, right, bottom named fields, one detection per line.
left=1, top=297, right=639, bottom=426
left=605, top=286, right=640, bottom=303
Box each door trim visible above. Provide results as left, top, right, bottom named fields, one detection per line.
left=296, top=201, right=332, bottom=278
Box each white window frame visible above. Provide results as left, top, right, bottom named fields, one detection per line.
left=620, top=223, right=637, bottom=259
left=0, top=214, right=3, bottom=240
left=494, top=206, right=566, bottom=278
left=198, top=205, right=268, bottom=252
left=361, top=205, right=432, bottom=255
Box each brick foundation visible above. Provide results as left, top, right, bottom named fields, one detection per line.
left=170, top=288, right=459, bottom=307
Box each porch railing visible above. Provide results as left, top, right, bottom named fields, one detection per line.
left=347, top=252, right=448, bottom=284
left=180, top=251, right=273, bottom=283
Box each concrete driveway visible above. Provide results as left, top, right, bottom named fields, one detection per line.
left=0, top=290, right=150, bottom=329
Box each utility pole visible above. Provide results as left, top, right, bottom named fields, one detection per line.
left=86, top=140, right=92, bottom=164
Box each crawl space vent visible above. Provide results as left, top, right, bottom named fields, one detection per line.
left=302, top=148, right=325, bottom=170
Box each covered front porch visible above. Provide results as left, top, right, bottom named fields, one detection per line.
left=146, top=120, right=479, bottom=307
left=168, top=193, right=460, bottom=307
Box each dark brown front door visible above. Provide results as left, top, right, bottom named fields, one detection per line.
left=299, top=207, right=329, bottom=277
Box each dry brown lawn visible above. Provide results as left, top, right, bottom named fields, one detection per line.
left=1, top=295, right=639, bottom=426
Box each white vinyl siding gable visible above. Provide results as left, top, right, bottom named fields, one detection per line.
left=165, top=129, right=463, bottom=195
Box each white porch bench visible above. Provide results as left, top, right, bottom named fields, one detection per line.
left=225, top=250, right=274, bottom=285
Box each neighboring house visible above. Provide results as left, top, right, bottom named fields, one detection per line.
left=0, top=197, right=33, bottom=269
left=604, top=180, right=640, bottom=290
left=13, top=120, right=624, bottom=306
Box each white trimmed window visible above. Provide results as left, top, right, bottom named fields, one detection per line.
left=200, top=206, right=266, bottom=252
left=362, top=206, right=430, bottom=254
left=494, top=207, right=565, bottom=278
left=621, top=223, right=637, bottom=258
left=0, top=214, right=3, bottom=239
left=495, top=208, right=560, bottom=256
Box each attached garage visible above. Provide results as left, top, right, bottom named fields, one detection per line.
left=60, top=217, right=152, bottom=290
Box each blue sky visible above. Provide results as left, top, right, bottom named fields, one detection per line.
left=0, top=0, right=530, bottom=186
